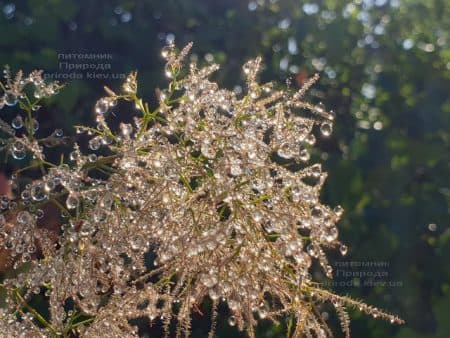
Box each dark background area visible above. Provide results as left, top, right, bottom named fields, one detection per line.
left=0, top=0, right=449, bottom=337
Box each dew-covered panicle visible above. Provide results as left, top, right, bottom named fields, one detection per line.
left=0, top=44, right=403, bottom=337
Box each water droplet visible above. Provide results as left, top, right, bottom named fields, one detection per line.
left=307, top=243, right=319, bottom=258
left=327, top=110, right=336, bottom=121
left=161, top=193, right=170, bottom=204
left=320, top=122, right=333, bottom=137
left=93, top=209, right=107, bottom=222
left=66, top=194, right=79, bottom=209
left=201, top=142, right=216, bottom=159
left=311, top=206, right=323, bottom=219
left=305, top=134, right=316, bottom=145
left=35, top=209, right=44, bottom=219
left=252, top=211, right=263, bottom=223
left=21, top=253, right=31, bottom=263
left=209, top=287, right=220, bottom=301
left=34, top=87, right=44, bottom=99
left=95, top=98, right=109, bottom=115
left=88, top=137, right=101, bottom=150
left=291, top=186, right=302, bottom=202
left=11, top=115, right=23, bottom=129
left=333, top=205, right=344, bottom=217
left=299, top=148, right=310, bottom=162
left=277, top=143, right=294, bottom=159
left=251, top=179, right=266, bottom=192
left=17, top=211, right=33, bottom=224
left=32, top=119, right=39, bottom=131
left=161, top=45, right=172, bottom=59
left=120, top=123, right=133, bottom=137
left=164, top=64, right=174, bottom=79
left=230, top=163, right=242, bottom=176
left=339, top=244, right=348, bottom=256
left=54, top=129, right=63, bottom=137
left=44, top=180, right=55, bottom=192
left=324, top=227, right=338, bottom=242
left=69, top=151, right=79, bottom=161
left=4, top=92, right=18, bottom=106
left=12, top=140, right=24, bottom=152
left=228, top=315, right=236, bottom=326
left=30, top=183, right=47, bottom=202
left=258, top=308, right=268, bottom=319
left=201, top=274, right=218, bottom=288
left=108, top=98, right=117, bottom=107
left=0, top=196, right=9, bottom=210
left=101, top=135, right=113, bottom=145
left=21, top=190, right=31, bottom=200
left=310, top=164, right=322, bottom=177
left=314, top=102, right=325, bottom=114
left=428, top=223, right=437, bottom=231
left=12, top=149, right=26, bottom=160
left=159, top=89, right=170, bottom=103
left=11, top=141, right=26, bottom=159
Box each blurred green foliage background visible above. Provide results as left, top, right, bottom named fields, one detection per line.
left=0, top=0, right=449, bottom=337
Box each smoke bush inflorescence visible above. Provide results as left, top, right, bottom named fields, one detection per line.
left=0, top=43, right=403, bottom=337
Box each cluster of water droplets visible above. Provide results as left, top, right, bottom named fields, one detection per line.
left=0, top=208, right=37, bottom=268
left=0, top=68, right=59, bottom=110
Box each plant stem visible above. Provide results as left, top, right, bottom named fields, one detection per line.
left=70, top=317, right=95, bottom=328
left=13, top=289, right=57, bottom=334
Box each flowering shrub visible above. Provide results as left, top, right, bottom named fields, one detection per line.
left=0, top=44, right=403, bottom=337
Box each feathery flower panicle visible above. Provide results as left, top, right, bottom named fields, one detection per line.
left=0, top=43, right=403, bottom=337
